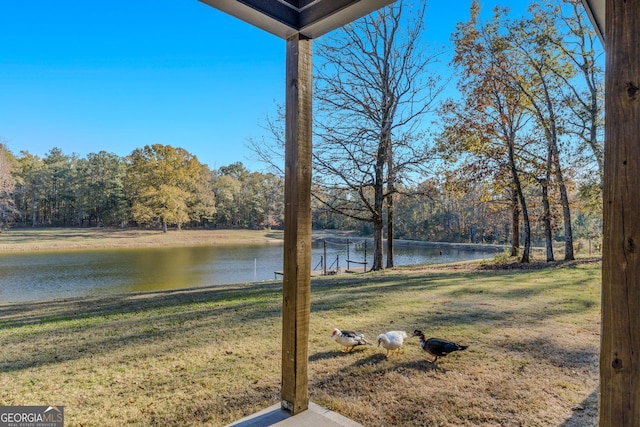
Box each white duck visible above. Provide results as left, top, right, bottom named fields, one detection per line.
left=331, top=328, right=373, bottom=352
left=376, top=330, right=409, bottom=356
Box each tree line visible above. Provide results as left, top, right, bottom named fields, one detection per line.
left=0, top=145, right=283, bottom=231
left=0, top=139, right=600, bottom=253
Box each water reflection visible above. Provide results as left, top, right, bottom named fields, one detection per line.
left=0, top=242, right=494, bottom=303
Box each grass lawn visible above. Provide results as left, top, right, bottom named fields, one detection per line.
left=0, top=228, right=284, bottom=253
left=0, top=255, right=600, bottom=426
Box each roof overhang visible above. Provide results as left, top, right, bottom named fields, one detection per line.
left=581, top=0, right=605, bottom=44
left=198, top=0, right=396, bottom=39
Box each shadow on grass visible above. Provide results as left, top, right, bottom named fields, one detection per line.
left=392, top=358, right=444, bottom=373
left=309, top=352, right=443, bottom=403
left=0, top=281, right=283, bottom=328
left=0, top=283, right=286, bottom=373
left=560, top=388, right=598, bottom=427
left=0, top=305, right=277, bottom=373
left=311, top=265, right=599, bottom=333
left=501, top=337, right=598, bottom=369
left=449, top=275, right=599, bottom=301
left=308, top=349, right=371, bottom=362
left=312, top=264, right=599, bottom=305
left=341, top=352, right=443, bottom=374
left=350, top=352, right=388, bottom=366
left=145, top=382, right=281, bottom=427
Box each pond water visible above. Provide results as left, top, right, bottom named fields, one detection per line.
left=0, top=241, right=495, bottom=303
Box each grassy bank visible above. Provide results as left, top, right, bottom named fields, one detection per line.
left=0, top=228, right=284, bottom=253
left=0, top=258, right=600, bottom=426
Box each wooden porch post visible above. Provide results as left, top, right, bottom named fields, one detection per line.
left=281, top=33, right=313, bottom=415
left=599, top=0, right=640, bottom=424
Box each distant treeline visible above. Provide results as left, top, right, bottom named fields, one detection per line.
left=2, top=145, right=281, bottom=232
left=0, top=143, right=600, bottom=248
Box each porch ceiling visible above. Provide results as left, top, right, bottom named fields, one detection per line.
left=198, top=0, right=396, bottom=39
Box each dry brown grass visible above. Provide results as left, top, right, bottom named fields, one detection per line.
left=0, top=228, right=283, bottom=252
left=0, top=257, right=601, bottom=426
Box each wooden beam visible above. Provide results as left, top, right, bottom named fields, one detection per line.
left=600, top=0, right=640, bottom=425
left=281, top=33, right=313, bottom=415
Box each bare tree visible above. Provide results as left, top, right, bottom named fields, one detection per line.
left=246, top=102, right=286, bottom=177
left=313, top=0, right=445, bottom=270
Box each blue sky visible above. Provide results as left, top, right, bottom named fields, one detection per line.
left=0, top=1, right=527, bottom=171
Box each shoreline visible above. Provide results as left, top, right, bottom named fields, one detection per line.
left=0, top=227, right=508, bottom=254
left=313, top=235, right=507, bottom=253
left=0, top=228, right=284, bottom=253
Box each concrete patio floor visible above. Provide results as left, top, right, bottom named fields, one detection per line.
left=226, top=402, right=362, bottom=427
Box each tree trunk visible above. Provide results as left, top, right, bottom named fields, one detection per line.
left=508, top=141, right=530, bottom=262
left=540, top=178, right=555, bottom=262
left=386, top=193, right=394, bottom=269
left=540, top=68, right=575, bottom=261
left=372, top=214, right=384, bottom=271
left=518, top=190, right=532, bottom=264
left=557, top=176, right=575, bottom=260
left=511, top=186, right=520, bottom=258
left=31, top=191, right=36, bottom=227
left=372, top=128, right=387, bottom=271
left=386, top=138, right=395, bottom=269
left=371, top=190, right=385, bottom=270
left=548, top=136, right=575, bottom=260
